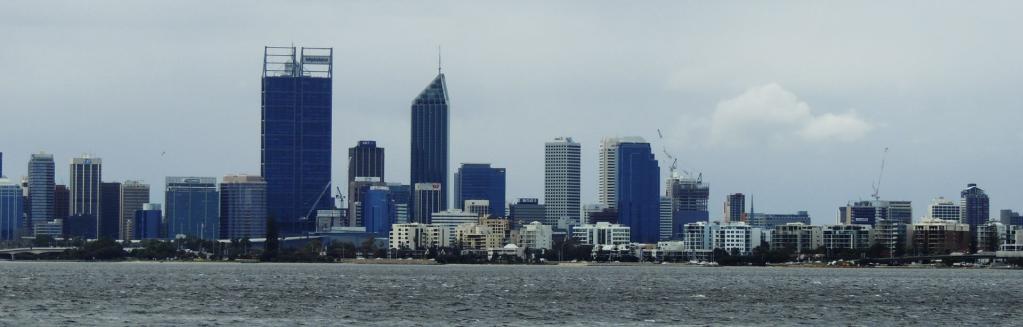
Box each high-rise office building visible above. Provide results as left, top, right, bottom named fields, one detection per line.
left=666, top=176, right=710, bottom=238
left=387, top=183, right=411, bottom=224
left=28, top=152, right=55, bottom=234
left=960, top=183, right=990, bottom=227
left=0, top=178, right=23, bottom=240
left=134, top=203, right=162, bottom=240
left=69, top=155, right=102, bottom=236
left=840, top=200, right=911, bottom=226
left=99, top=182, right=120, bottom=239
left=53, top=185, right=69, bottom=222
left=119, top=180, right=150, bottom=240
left=454, top=163, right=506, bottom=217
left=724, top=193, right=746, bottom=224
left=165, top=177, right=220, bottom=240
left=220, top=175, right=267, bottom=239
left=1000, top=209, right=1023, bottom=227
left=545, top=137, right=581, bottom=229
left=960, top=183, right=990, bottom=249
left=509, top=198, right=545, bottom=228
left=349, top=140, right=385, bottom=185
left=659, top=196, right=673, bottom=241
left=413, top=183, right=443, bottom=224
left=598, top=136, right=644, bottom=209
left=362, top=186, right=395, bottom=236
left=616, top=140, right=660, bottom=243
left=749, top=211, right=811, bottom=230
left=348, top=177, right=385, bottom=227
left=261, top=46, right=333, bottom=235
left=410, top=69, right=450, bottom=213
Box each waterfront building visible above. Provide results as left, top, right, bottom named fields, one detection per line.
left=220, top=175, right=267, bottom=240
left=454, top=163, right=506, bottom=217
left=723, top=193, right=746, bottom=224
left=454, top=217, right=512, bottom=251
left=666, top=176, right=710, bottom=240
left=430, top=209, right=479, bottom=244
left=976, top=221, right=1007, bottom=253
left=0, top=178, right=23, bottom=240
left=98, top=182, right=120, bottom=239
left=572, top=222, right=631, bottom=247
left=616, top=140, right=660, bottom=243
left=69, top=155, right=102, bottom=237
left=388, top=223, right=450, bottom=250
left=770, top=223, right=823, bottom=254
left=361, top=186, right=395, bottom=236
left=749, top=211, right=811, bottom=230
left=509, top=198, right=545, bottom=228
left=874, top=219, right=909, bottom=256
left=715, top=222, right=763, bottom=256
left=28, top=152, right=55, bottom=234
left=660, top=197, right=673, bottom=240
left=821, top=224, right=873, bottom=250
left=165, top=177, right=220, bottom=240
left=514, top=221, right=553, bottom=250
left=928, top=197, right=960, bottom=221
left=261, top=46, right=333, bottom=235
left=119, top=180, right=150, bottom=240
left=410, top=69, right=450, bottom=213
left=545, top=137, right=581, bottom=228
left=909, top=218, right=970, bottom=255
left=682, top=221, right=717, bottom=252
left=133, top=203, right=162, bottom=240
left=412, top=183, right=443, bottom=224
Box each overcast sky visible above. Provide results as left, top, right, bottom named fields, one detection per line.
left=2, top=1, right=1022, bottom=224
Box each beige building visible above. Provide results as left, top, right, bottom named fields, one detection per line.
left=389, top=223, right=450, bottom=250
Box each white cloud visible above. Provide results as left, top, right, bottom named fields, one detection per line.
left=709, top=83, right=873, bottom=146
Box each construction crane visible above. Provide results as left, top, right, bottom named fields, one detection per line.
left=871, top=147, right=889, bottom=201
left=657, top=129, right=700, bottom=182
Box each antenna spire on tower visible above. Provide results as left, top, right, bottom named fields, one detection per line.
left=437, top=45, right=442, bottom=74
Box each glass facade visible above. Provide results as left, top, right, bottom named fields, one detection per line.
left=98, top=182, right=121, bottom=239
left=616, top=142, right=660, bottom=244
left=165, top=177, right=220, bottom=239
left=262, top=47, right=333, bottom=236
left=362, top=186, right=395, bottom=236
left=220, top=175, right=267, bottom=240
left=454, top=163, right=506, bottom=217
left=134, top=204, right=163, bottom=240
left=410, top=73, right=450, bottom=214
left=0, top=179, right=23, bottom=240
left=28, top=153, right=55, bottom=234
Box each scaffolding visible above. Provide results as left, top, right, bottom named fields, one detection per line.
left=263, top=46, right=333, bottom=78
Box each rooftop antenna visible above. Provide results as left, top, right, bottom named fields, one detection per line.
left=437, top=45, right=442, bottom=74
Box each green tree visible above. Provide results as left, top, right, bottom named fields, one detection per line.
left=32, top=235, right=55, bottom=247
left=261, top=217, right=280, bottom=262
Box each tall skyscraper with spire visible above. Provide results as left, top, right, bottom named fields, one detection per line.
left=261, top=46, right=333, bottom=235
left=410, top=62, right=450, bottom=213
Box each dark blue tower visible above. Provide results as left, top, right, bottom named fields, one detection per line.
left=261, top=46, right=333, bottom=235
left=361, top=186, right=395, bottom=236
left=410, top=69, right=450, bottom=213
left=616, top=141, right=660, bottom=243
left=454, top=163, right=506, bottom=217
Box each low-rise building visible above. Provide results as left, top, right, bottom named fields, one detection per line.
left=572, top=222, right=630, bottom=247
left=388, top=223, right=450, bottom=250
left=749, top=211, right=811, bottom=230
left=976, top=221, right=1007, bottom=253
left=431, top=209, right=480, bottom=244
left=909, top=218, right=970, bottom=255
left=770, top=223, right=822, bottom=254
left=715, top=222, right=763, bottom=256
left=822, top=224, right=872, bottom=250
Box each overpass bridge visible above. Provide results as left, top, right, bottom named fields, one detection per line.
left=0, top=247, right=73, bottom=260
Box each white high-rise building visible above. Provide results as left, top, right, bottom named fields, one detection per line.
left=544, top=137, right=581, bottom=228
left=928, top=197, right=960, bottom=221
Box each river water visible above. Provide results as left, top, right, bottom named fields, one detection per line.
left=0, top=262, right=1020, bottom=326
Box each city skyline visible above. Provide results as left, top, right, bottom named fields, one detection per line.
left=2, top=2, right=1022, bottom=224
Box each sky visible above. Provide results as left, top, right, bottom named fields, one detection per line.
left=1, top=1, right=1022, bottom=224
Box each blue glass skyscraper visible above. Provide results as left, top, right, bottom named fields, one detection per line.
left=410, top=70, right=449, bottom=214
left=165, top=177, right=220, bottom=239
left=28, top=152, right=55, bottom=234
left=262, top=46, right=333, bottom=235
left=616, top=141, right=660, bottom=244
left=134, top=203, right=163, bottom=240
left=454, top=163, right=506, bottom=217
